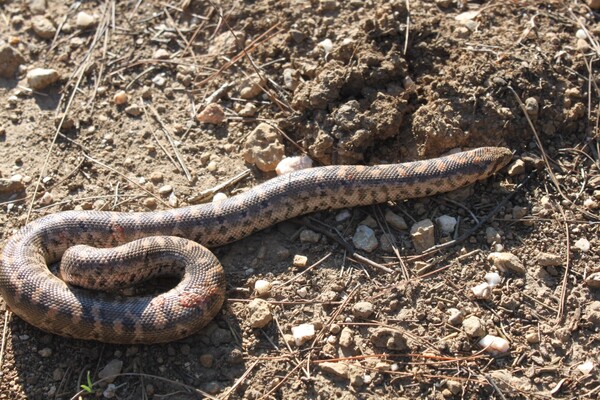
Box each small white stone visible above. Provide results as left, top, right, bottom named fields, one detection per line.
left=254, top=279, right=272, bottom=297
left=27, top=68, right=60, bottom=90
left=478, top=334, right=510, bottom=353
left=296, top=286, right=308, bottom=298
left=291, top=323, right=315, bottom=346
left=153, top=49, right=170, bottom=59
left=584, top=198, right=598, bottom=210
left=76, top=11, right=96, bottom=29
left=471, top=282, right=492, bottom=299
left=485, top=227, right=501, bottom=244
left=293, top=254, right=308, bottom=267
left=207, top=161, right=217, bottom=172
left=484, top=272, right=502, bottom=287
left=152, top=74, right=166, bottom=86
left=158, top=185, right=172, bottom=195
left=436, top=215, right=457, bottom=235
left=574, top=238, right=590, bottom=253
left=336, top=209, right=351, bottom=222
left=275, top=155, right=313, bottom=175
left=576, top=29, right=587, bottom=40
left=103, top=383, right=117, bottom=398
left=577, top=360, right=594, bottom=375
left=168, top=192, right=179, bottom=207
left=317, top=38, right=333, bottom=55
left=410, top=219, right=435, bottom=253
left=39, top=192, right=53, bottom=205
left=212, top=192, right=227, bottom=203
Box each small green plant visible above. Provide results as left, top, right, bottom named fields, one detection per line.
left=80, top=371, right=94, bottom=394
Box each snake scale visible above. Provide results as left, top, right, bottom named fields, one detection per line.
left=0, top=147, right=512, bottom=344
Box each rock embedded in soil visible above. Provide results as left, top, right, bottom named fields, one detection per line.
left=352, top=301, right=374, bottom=318
left=98, top=359, right=122, bottom=383
left=370, top=327, right=407, bottom=350
left=31, top=16, right=56, bottom=39
left=299, top=229, right=321, bottom=244
left=27, top=68, right=60, bottom=90
left=352, top=225, right=378, bottom=252
left=320, top=362, right=349, bottom=378
left=196, top=103, right=225, bottom=124
left=247, top=298, right=272, bottom=328
left=339, top=327, right=355, bottom=348
left=0, top=178, right=25, bottom=195
left=462, top=315, right=485, bottom=338
left=243, top=122, right=285, bottom=172
left=76, top=11, right=97, bottom=29
left=436, top=215, right=457, bottom=235
left=385, top=209, right=408, bottom=230
left=0, top=43, right=25, bottom=78
left=488, top=252, right=525, bottom=274
left=291, top=323, right=315, bottom=345
left=536, top=252, right=562, bottom=267
left=410, top=219, right=435, bottom=253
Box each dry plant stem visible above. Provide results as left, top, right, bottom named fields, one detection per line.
left=188, top=168, right=251, bottom=203
left=555, top=203, right=572, bottom=323
left=219, top=358, right=261, bottom=400
left=146, top=103, right=192, bottom=181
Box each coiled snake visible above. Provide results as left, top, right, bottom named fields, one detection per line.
left=0, top=147, right=512, bottom=344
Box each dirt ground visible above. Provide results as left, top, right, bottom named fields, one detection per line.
left=0, top=0, right=599, bottom=399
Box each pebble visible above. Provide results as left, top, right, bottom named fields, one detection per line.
left=27, top=68, right=60, bottom=90
left=584, top=198, right=599, bottom=210
left=212, top=192, right=227, bottom=203
left=585, top=272, right=600, bottom=288
left=359, top=215, right=377, bottom=228
left=98, top=359, right=122, bottom=383
left=446, top=380, right=462, bottom=395
left=329, top=324, right=341, bottom=334
left=574, top=238, right=590, bottom=252
left=28, top=0, right=47, bottom=14
left=339, top=327, right=354, bottom=347
left=462, top=316, right=485, bottom=338
left=385, top=210, right=408, bottom=230
left=31, top=16, right=56, bottom=39
left=239, top=73, right=266, bottom=99
left=282, top=68, right=299, bottom=90
left=436, top=215, right=457, bottom=235
left=410, top=219, right=435, bottom=253
left=0, top=44, right=25, bottom=78
left=207, top=161, right=218, bottom=172
left=336, top=209, right=351, bottom=222
left=243, top=123, right=284, bottom=172
left=247, top=298, right=272, bottom=328
left=524, top=97, right=539, bottom=117
left=508, top=159, right=526, bottom=176
left=149, top=171, right=164, bottom=183
left=196, top=103, right=225, bottom=125
left=158, top=185, right=172, bottom=195
left=124, top=104, right=142, bottom=116
left=299, top=229, right=321, bottom=244
left=447, top=308, right=463, bottom=325
left=352, top=301, right=374, bottom=318
left=577, top=360, right=594, bottom=375
left=254, top=279, right=271, bottom=297
left=485, top=272, right=502, bottom=287
left=537, top=252, right=562, bottom=267
left=585, top=301, right=600, bottom=325
left=143, top=197, right=157, bottom=209
left=512, top=206, right=528, bottom=219
left=199, top=354, right=214, bottom=368
left=39, top=192, right=54, bottom=206
left=168, top=192, right=178, bottom=207
left=210, top=328, right=232, bottom=345
left=275, top=155, right=313, bottom=175
left=153, top=49, right=170, bottom=59
left=379, top=233, right=395, bottom=253
left=488, top=252, right=525, bottom=274
left=113, top=90, right=128, bottom=105
left=320, top=362, right=349, bottom=378
left=0, top=178, right=25, bottom=195
left=293, top=254, right=308, bottom=267
left=38, top=347, right=52, bottom=357
left=291, top=323, right=315, bottom=345
left=471, top=282, right=492, bottom=300
left=237, top=102, right=257, bottom=117
left=370, top=327, right=407, bottom=350
left=103, top=384, right=117, bottom=398
left=478, top=334, right=510, bottom=353
left=152, top=74, right=166, bottom=87
left=352, top=225, right=378, bottom=252
left=486, top=227, right=501, bottom=244
left=76, top=11, right=96, bottom=29
left=525, top=330, right=539, bottom=344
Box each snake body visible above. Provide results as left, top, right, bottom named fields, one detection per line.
left=0, top=147, right=512, bottom=343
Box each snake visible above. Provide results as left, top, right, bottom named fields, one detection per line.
left=0, top=147, right=512, bottom=344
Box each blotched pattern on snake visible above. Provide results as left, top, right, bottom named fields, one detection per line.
left=0, top=147, right=512, bottom=343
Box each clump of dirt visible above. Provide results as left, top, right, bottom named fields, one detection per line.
left=0, top=0, right=599, bottom=399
